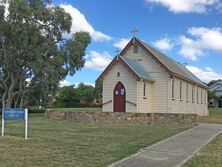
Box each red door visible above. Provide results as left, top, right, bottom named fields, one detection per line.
left=113, top=82, right=126, bottom=112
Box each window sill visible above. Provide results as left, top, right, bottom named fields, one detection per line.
left=186, top=100, right=189, bottom=102
left=180, top=99, right=183, bottom=101
left=172, top=98, right=175, bottom=100
left=143, top=97, right=147, bottom=99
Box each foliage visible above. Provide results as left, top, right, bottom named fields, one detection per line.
left=0, top=0, right=90, bottom=108
left=208, top=90, right=217, bottom=101
left=76, top=83, right=95, bottom=104
left=57, top=85, right=80, bottom=104
left=53, top=83, right=102, bottom=107
left=94, top=82, right=102, bottom=99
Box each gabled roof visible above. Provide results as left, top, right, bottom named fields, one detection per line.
left=119, top=38, right=208, bottom=88
left=120, top=56, right=154, bottom=82
left=96, top=55, right=155, bottom=83
left=210, top=80, right=222, bottom=97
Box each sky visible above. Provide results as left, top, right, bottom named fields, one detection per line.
left=53, top=0, right=222, bottom=87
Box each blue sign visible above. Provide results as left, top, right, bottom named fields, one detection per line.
left=3, top=108, right=25, bottom=120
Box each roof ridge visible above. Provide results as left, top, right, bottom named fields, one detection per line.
left=137, top=38, right=207, bottom=88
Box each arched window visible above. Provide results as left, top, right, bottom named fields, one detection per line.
left=172, top=78, right=175, bottom=99
left=192, top=85, right=194, bottom=103
left=186, top=83, right=188, bottom=101
left=133, top=45, right=138, bottom=53
left=143, top=83, right=146, bottom=97
left=197, top=87, right=199, bottom=104
left=180, top=81, right=182, bottom=100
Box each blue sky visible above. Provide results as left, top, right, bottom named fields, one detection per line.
left=54, top=0, right=222, bottom=87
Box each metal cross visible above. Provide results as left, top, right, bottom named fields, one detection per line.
left=115, top=48, right=121, bottom=55
left=131, top=28, right=138, bottom=38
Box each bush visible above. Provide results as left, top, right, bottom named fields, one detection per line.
left=28, top=108, right=46, bottom=113
left=46, top=102, right=101, bottom=108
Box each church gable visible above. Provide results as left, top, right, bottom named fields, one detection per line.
left=121, top=40, right=170, bottom=80
left=97, top=55, right=154, bottom=83
left=119, top=38, right=207, bottom=89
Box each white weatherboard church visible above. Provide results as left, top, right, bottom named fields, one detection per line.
left=97, top=37, right=208, bottom=116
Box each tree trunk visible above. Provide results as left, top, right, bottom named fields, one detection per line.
left=6, top=75, right=16, bottom=108
left=14, top=94, right=20, bottom=108
left=1, top=91, right=7, bottom=110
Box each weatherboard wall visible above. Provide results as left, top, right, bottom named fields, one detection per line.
left=168, top=77, right=208, bottom=116
left=102, top=62, right=137, bottom=112
left=136, top=81, right=152, bottom=113
left=123, top=44, right=169, bottom=113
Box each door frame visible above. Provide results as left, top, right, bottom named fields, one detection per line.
left=113, top=81, right=126, bottom=112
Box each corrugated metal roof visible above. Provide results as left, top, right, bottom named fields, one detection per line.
left=210, top=81, right=222, bottom=97
left=139, top=39, right=207, bottom=88
left=120, top=56, right=154, bottom=82
left=210, top=80, right=222, bottom=90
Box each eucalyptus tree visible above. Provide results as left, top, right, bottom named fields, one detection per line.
left=0, top=0, right=90, bottom=108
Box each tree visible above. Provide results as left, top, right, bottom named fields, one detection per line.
left=208, top=90, right=217, bottom=101
left=76, top=83, right=95, bottom=105
left=57, top=86, right=79, bottom=104
left=0, top=0, right=90, bottom=108
left=94, top=82, right=102, bottom=99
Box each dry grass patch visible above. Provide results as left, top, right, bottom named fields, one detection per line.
left=184, top=108, right=222, bottom=167
left=0, top=113, right=190, bottom=167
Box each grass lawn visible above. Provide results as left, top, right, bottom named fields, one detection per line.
left=200, top=108, right=222, bottom=124
left=48, top=107, right=102, bottom=112
left=0, top=113, right=190, bottom=167
left=184, top=108, right=222, bottom=167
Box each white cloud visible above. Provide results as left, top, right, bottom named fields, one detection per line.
left=145, top=0, right=220, bottom=13
left=60, top=4, right=111, bottom=42
left=178, top=27, right=222, bottom=60
left=187, top=66, right=222, bottom=82
left=114, top=38, right=130, bottom=49
left=153, top=37, right=174, bottom=51
left=85, top=51, right=112, bottom=71
left=59, top=80, right=72, bottom=87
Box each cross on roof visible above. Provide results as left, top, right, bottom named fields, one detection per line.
left=131, top=28, right=138, bottom=38
left=115, top=48, right=121, bottom=55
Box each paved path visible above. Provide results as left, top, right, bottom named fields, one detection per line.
left=110, top=123, right=222, bottom=167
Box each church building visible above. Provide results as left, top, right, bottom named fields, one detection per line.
left=97, top=37, right=208, bottom=116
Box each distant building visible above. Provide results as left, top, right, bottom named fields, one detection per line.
left=209, top=80, right=222, bottom=108
left=97, top=37, right=208, bottom=116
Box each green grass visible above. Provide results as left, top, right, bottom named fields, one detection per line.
left=47, top=107, right=102, bottom=112
left=200, top=108, right=222, bottom=124
left=0, top=113, right=190, bottom=167
left=183, top=133, right=222, bottom=167
left=183, top=108, right=222, bottom=167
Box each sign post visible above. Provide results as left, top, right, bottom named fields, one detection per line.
left=1, top=112, right=4, bottom=137
left=1, top=108, right=28, bottom=139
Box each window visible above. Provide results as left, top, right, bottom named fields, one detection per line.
left=205, top=91, right=207, bottom=105
left=192, top=85, right=194, bottom=103
left=197, top=87, right=199, bottom=104
left=186, top=83, right=188, bottom=101
left=143, top=83, right=146, bottom=97
left=172, top=78, right=175, bottom=99
left=180, top=81, right=182, bottom=100
left=201, top=89, right=203, bottom=104
left=133, top=45, right=138, bottom=53
left=117, top=72, right=120, bottom=77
